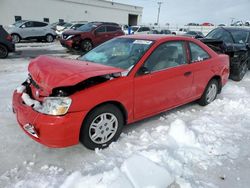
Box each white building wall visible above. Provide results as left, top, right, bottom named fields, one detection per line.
left=0, top=0, right=143, bottom=26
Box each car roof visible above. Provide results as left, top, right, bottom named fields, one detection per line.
left=89, top=22, right=119, bottom=26
left=119, top=34, right=195, bottom=41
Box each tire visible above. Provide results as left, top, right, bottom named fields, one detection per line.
left=80, top=104, right=124, bottom=150
left=231, top=62, right=248, bottom=81
left=0, top=44, right=8, bottom=59
left=11, top=34, right=20, bottom=43
left=46, top=34, right=54, bottom=43
left=80, top=40, right=93, bottom=52
left=198, top=79, right=219, bottom=106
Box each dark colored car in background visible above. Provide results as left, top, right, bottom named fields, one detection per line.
left=183, top=31, right=204, bottom=39
left=60, top=22, right=125, bottom=52
left=0, top=25, right=15, bottom=58
left=201, top=27, right=250, bottom=81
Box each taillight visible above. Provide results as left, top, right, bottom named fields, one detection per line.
left=6, top=34, right=12, bottom=41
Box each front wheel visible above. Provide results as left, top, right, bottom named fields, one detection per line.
left=0, top=44, right=8, bottom=59
left=80, top=104, right=124, bottom=150
left=80, top=40, right=93, bottom=52
left=198, top=79, right=219, bottom=106
left=231, top=62, right=248, bottom=81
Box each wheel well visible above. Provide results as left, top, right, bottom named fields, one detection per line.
left=84, top=101, right=128, bottom=125
left=210, top=75, right=222, bottom=93
left=81, top=38, right=93, bottom=44
left=11, top=33, right=22, bottom=39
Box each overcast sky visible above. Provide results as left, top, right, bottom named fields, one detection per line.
left=113, top=0, right=250, bottom=25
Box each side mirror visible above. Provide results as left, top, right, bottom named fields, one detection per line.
left=137, top=66, right=150, bottom=76
left=20, top=25, right=26, bottom=28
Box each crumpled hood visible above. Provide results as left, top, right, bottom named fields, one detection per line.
left=28, top=55, right=124, bottom=94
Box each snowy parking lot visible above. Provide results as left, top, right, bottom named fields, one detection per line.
left=1, top=41, right=250, bottom=188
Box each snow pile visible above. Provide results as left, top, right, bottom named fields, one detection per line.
left=60, top=154, right=174, bottom=188
left=168, top=119, right=197, bottom=146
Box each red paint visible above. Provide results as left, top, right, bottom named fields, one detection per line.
left=12, top=35, right=229, bottom=148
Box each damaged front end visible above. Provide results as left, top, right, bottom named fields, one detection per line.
left=201, top=38, right=250, bottom=81
left=17, top=72, right=121, bottom=116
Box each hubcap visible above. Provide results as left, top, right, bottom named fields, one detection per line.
left=83, top=41, right=92, bottom=51
left=206, top=84, right=217, bottom=103
left=89, top=113, right=118, bottom=144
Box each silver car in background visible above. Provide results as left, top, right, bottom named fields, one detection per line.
left=6, top=20, right=57, bottom=43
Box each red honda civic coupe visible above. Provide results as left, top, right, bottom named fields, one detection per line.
left=12, top=35, right=229, bottom=150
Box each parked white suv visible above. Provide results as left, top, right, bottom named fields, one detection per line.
left=131, top=26, right=151, bottom=34
left=6, top=20, right=57, bottom=43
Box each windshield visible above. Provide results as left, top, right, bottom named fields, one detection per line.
left=79, top=38, right=153, bottom=71
left=12, top=20, right=26, bottom=27
left=77, top=23, right=97, bottom=32
left=206, top=28, right=234, bottom=43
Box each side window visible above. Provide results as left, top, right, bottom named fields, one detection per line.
left=24, top=21, right=34, bottom=28
left=33, top=22, right=47, bottom=27
left=107, top=26, right=117, bottom=32
left=143, top=41, right=187, bottom=72
left=189, top=42, right=210, bottom=62
left=96, top=26, right=106, bottom=33
left=143, top=27, right=150, bottom=31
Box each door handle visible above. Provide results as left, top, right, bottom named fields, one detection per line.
left=184, top=71, right=192, bottom=76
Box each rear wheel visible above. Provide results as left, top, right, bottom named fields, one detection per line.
left=11, top=34, right=20, bottom=43
left=198, top=79, right=219, bottom=106
left=231, top=62, right=248, bottom=81
left=46, top=34, right=54, bottom=43
left=80, top=104, right=124, bottom=150
left=80, top=40, right=93, bottom=52
left=0, top=44, right=8, bottom=59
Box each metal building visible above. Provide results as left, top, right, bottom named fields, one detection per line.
left=0, top=0, right=143, bottom=26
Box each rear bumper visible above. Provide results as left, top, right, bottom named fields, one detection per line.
left=12, top=90, right=87, bottom=148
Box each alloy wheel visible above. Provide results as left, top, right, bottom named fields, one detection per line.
left=206, top=84, right=217, bottom=103
left=89, top=113, right=118, bottom=144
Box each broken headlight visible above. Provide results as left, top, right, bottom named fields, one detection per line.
left=34, top=97, right=72, bottom=116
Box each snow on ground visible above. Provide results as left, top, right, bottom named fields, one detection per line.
left=1, top=41, right=250, bottom=188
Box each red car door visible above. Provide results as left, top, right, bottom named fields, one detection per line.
left=94, top=26, right=109, bottom=46
left=133, top=41, right=194, bottom=119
